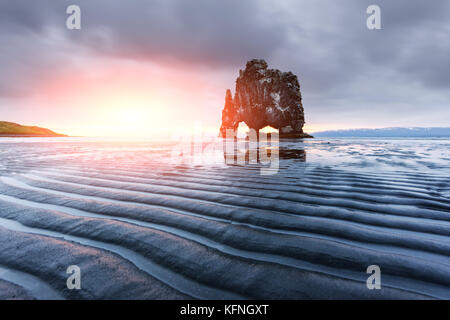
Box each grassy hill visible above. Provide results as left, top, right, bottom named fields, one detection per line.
left=0, top=121, right=67, bottom=137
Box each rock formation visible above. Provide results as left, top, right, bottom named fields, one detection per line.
left=220, top=59, right=312, bottom=138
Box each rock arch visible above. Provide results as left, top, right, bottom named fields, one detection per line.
left=219, top=59, right=312, bottom=138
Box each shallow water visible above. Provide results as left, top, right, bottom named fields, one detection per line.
left=0, top=137, right=449, bottom=299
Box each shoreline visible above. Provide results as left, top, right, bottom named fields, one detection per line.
left=0, top=134, right=68, bottom=138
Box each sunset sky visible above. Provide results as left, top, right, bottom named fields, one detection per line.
left=1, top=0, right=449, bottom=137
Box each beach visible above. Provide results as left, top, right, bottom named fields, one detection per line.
left=0, top=137, right=449, bottom=299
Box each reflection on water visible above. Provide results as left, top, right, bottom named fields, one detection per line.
left=0, top=137, right=449, bottom=175
left=221, top=139, right=281, bottom=175
left=220, top=139, right=306, bottom=175
left=279, top=148, right=306, bottom=161
left=222, top=146, right=306, bottom=164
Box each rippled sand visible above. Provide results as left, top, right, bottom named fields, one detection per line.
left=0, top=137, right=449, bottom=299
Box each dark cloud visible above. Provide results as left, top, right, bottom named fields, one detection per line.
left=1, top=0, right=288, bottom=66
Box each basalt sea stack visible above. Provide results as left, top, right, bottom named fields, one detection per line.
left=220, top=59, right=312, bottom=138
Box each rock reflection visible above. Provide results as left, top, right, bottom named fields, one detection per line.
left=223, top=141, right=306, bottom=165
left=279, top=148, right=306, bottom=161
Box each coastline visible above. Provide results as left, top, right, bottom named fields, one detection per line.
left=0, top=134, right=68, bottom=138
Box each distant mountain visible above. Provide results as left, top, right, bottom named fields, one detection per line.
left=0, top=121, right=66, bottom=137
left=313, top=127, right=450, bottom=138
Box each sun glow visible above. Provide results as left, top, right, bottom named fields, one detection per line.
left=25, top=58, right=226, bottom=139
left=92, top=96, right=168, bottom=137
left=260, top=126, right=278, bottom=134
left=236, top=124, right=279, bottom=137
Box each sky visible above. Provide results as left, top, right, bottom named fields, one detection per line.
left=0, top=0, right=449, bottom=137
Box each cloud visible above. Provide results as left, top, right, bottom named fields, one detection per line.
left=0, top=0, right=449, bottom=128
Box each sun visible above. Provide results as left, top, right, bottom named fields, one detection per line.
left=110, top=104, right=150, bottom=125
left=82, top=94, right=174, bottom=138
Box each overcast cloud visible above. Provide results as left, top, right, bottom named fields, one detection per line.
left=0, top=0, right=449, bottom=131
